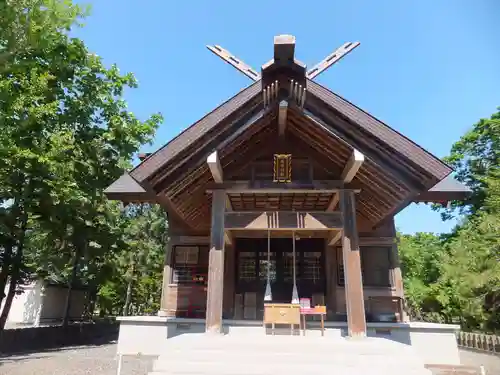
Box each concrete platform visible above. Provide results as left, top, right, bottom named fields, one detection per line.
left=116, top=316, right=461, bottom=367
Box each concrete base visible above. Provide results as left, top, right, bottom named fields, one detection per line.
left=116, top=316, right=461, bottom=367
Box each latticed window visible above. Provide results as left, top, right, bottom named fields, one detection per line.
left=302, top=252, right=321, bottom=283
left=338, top=265, right=345, bottom=286
left=361, top=247, right=391, bottom=287
left=238, top=252, right=257, bottom=281
left=283, top=252, right=300, bottom=282
left=337, top=247, right=391, bottom=287
left=172, top=246, right=206, bottom=284
left=258, top=252, right=277, bottom=282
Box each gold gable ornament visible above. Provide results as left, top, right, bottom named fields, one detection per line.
left=273, top=154, right=292, bottom=183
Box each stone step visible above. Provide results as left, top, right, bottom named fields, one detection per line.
left=149, top=362, right=432, bottom=375
left=154, top=359, right=426, bottom=371
left=153, top=353, right=430, bottom=374
left=161, top=335, right=413, bottom=354
left=149, top=336, right=431, bottom=375
left=155, top=349, right=424, bottom=367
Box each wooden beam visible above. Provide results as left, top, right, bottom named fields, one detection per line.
left=170, top=235, right=210, bottom=246
left=156, top=191, right=196, bottom=231
left=328, top=230, right=342, bottom=246
left=207, top=151, right=223, bottom=183
left=206, top=190, right=226, bottom=333
left=206, top=45, right=260, bottom=81
left=278, top=100, right=288, bottom=136
left=207, top=180, right=361, bottom=194
left=307, top=42, right=360, bottom=80
left=341, top=149, right=365, bottom=183
left=225, top=211, right=342, bottom=231
left=224, top=230, right=233, bottom=246
left=327, top=192, right=339, bottom=211
left=231, top=231, right=330, bottom=239
left=340, top=190, right=367, bottom=337
left=226, top=197, right=233, bottom=211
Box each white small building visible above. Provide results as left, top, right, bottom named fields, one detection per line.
left=2, top=279, right=88, bottom=327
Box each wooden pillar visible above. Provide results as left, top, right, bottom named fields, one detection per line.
left=339, top=190, right=367, bottom=337
left=206, top=190, right=226, bottom=333
left=158, top=241, right=172, bottom=316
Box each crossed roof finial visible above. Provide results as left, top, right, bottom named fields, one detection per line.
left=206, top=35, right=360, bottom=82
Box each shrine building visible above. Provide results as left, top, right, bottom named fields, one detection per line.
left=105, top=35, right=470, bottom=338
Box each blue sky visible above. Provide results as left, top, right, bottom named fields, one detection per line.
left=73, top=0, right=499, bottom=234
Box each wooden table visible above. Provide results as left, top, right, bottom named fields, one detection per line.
left=300, top=307, right=326, bottom=336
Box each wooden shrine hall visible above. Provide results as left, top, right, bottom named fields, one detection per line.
left=105, top=35, right=470, bottom=338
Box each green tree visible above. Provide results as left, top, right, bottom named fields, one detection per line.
left=398, top=232, right=447, bottom=322
left=436, top=175, right=500, bottom=332
left=97, top=204, right=168, bottom=317
left=400, top=106, right=500, bottom=332
left=439, top=108, right=500, bottom=219
left=0, top=0, right=162, bottom=330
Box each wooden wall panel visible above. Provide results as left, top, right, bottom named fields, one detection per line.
left=165, top=285, right=207, bottom=316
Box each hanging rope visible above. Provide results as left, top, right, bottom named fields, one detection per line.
left=264, top=230, right=272, bottom=302
left=291, top=231, right=299, bottom=304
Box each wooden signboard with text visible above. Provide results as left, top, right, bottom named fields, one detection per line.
left=273, top=154, right=292, bottom=183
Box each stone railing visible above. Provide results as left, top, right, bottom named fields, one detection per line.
left=457, top=331, right=500, bottom=354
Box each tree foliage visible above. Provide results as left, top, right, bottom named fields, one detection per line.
left=0, top=0, right=162, bottom=330
left=97, top=204, right=168, bottom=317
left=400, top=108, right=500, bottom=333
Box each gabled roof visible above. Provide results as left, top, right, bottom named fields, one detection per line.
left=105, top=35, right=470, bottom=230
left=127, top=77, right=452, bottom=192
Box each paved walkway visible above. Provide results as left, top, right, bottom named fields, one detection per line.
left=0, top=344, right=499, bottom=375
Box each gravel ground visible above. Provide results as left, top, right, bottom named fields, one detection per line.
left=1, top=344, right=499, bottom=375
left=0, top=344, right=154, bottom=375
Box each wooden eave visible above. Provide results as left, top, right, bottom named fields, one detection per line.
left=106, top=78, right=456, bottom=231
left=414, top=174, right=472, bottom=203
left=305, top=79, right=452, bottom=185
left=104, top=173, right=153, bottom=203
left=127, top=79, right=452, bottom=194
left=285, top=108, right=411, bottom=224
left=129, top=81, right=262, bottom=185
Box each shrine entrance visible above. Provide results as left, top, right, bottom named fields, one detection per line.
left=234, top=237, right=325, bottom=320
